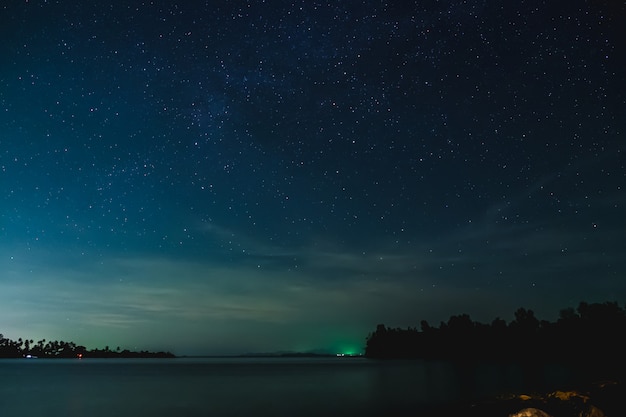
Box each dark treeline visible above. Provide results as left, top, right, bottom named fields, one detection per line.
left=0, top=335, right=175, bottom=359
left=365, top=301, right=626, bottom=368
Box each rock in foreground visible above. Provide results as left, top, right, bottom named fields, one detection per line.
left=423, top=380, right=624, bottom=417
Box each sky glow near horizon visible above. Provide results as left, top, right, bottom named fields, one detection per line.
left=1, top=0, right=624, bottom=355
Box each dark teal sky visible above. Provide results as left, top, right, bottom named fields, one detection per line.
left=1, top=0, right=624, bottom=355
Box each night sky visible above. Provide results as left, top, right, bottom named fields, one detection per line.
left=1, top=0, right=624, bottom=355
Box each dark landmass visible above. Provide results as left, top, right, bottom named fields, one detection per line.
left=241, top=352, right=336, bottom=358
left=177, top=352, right=363, bottom=359
left=366, top=301, right=626, bottom=416
left=0, top=335, right=175, bottom=359
left=239, top=351, right=362, bottom=358
left=365, top=301, right=626, bottom=371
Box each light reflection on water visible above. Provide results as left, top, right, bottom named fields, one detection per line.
left=0, top=357, right=579, bottom=417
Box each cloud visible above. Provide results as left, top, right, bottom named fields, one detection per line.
left=2, top=199, right=623, bottom=355
left=0, top=245, right=439, bottom=351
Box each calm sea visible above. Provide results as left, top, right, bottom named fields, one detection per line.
left=0, top=357, right=580, bottom=417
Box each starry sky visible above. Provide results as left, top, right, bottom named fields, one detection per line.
left=1, top=0, right=624, bottom=355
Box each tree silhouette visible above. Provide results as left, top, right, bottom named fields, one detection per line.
left=365, top=301, right=626, bottom=377
left=0, top=334, right=174, bottom=359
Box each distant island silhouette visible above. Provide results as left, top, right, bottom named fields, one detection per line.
left=365, top=301, right=626, bottom=374
left=0, top=335, right=174, bottom=359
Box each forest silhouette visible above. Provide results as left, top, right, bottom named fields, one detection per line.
left=365, top=301, right=626, bottom=373
left=0, top=335, right=174, bottom=359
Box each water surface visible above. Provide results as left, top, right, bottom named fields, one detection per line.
left=0, top=357, right=579, bottom=416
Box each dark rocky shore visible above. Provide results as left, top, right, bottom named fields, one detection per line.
left=422, top=379, right=625, bottom=417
